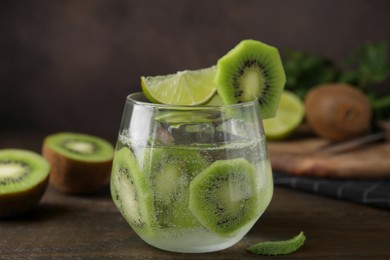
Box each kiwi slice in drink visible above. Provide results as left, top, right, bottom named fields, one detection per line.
left=153, top=167, right=201, bottom=229
left=42, top=132, right=114, bottom=194
left=189, top=158, right=259, bottom=236
left=215, top=39, right=286, bottom=119
left=111, top=147, right=157, bottom=235
left=145, top=148, right=209, bottom=228
left=0, top=149, right=50, bottom=217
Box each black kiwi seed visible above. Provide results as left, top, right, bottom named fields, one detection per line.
left=232, top=60, right=271, bottom=105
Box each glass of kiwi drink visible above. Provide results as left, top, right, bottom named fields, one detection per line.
left=110, top=92, right=274, bottom=253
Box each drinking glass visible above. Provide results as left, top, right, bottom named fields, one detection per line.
left=110, top=92, right=273, bottom=253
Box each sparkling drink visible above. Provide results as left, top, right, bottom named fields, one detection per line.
left=110, top=93, right=274, bottom=253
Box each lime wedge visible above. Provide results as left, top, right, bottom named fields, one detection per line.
left=141, top=66, right=217, bottom=105
left=263, top=91, right=304, bottom=140
left=204, top=94, right=224, bottom=106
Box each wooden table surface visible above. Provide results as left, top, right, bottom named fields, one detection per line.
left=1, top=184, right=389, bottom=259
left=1, top=133, right=390, bottom=259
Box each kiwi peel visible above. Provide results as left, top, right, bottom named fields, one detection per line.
left=215, top=39, right=286, bottom=119
left=42, top=132, right=114, bottom=194
left=111, top=147, right=158, bottom=236
left=0, top=149, right=50, bottom=217
left=189, top=158, right=259, bottom=236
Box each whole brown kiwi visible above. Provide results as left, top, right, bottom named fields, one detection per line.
left=305, top=84, right=372, bottom=141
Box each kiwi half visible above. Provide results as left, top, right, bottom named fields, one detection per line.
left=215, top=39, right=286, bottom=119
left=110, top=147, right=157, bottom=236
left=189, top=158, right=259, bottom=236
left=0, top=149, right=50, bottom=217
left=42, top=132, right=114, bottom=194
left=145, top=148, right=209, bottom=228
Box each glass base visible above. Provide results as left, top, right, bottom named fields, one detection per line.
left=141, top=229, right=245, bottom=253
left=138, top=220, right=259, bottom=253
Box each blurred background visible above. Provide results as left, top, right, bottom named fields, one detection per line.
left=1, top=0, right=389, bottom=146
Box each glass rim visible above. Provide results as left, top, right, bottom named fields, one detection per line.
left=126, top=92, right=260, bottom=110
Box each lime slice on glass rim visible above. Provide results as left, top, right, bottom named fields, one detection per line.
left=141, top=66, right=217, bottom=106
left=263, top=91, right=305, bottom=140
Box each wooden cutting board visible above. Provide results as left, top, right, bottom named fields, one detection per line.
left=268, top=137, right=390, bottom=179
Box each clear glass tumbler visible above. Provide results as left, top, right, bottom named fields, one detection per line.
left=110, top=92, right=273, bottom=253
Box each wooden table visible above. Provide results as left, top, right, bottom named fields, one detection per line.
left=1, top=184, right=389, bottom=259
left=1, top=133, right=390, bottom=259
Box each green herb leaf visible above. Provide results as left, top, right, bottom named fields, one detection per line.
left=283, top=50, right=338, bottom=98
left=339, top=42, right=389, bottom=94
left=283, top=42, right=389, bottom=99
left=247, top=231, right=306, bottom=255
left=372, top=95, right=390, bottom=120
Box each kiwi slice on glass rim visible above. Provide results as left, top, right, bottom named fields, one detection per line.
left=215, top=39, right=286, bottom=119
left=0, top=149, right=50, bottom=218
left=42, top=132, right=114, bottom=194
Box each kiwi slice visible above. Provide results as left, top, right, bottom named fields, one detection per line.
left=42, top=132, right=114, bottom=194
left=110, top=147, right=157, bottom=235
left=215, top=39, right=286, bottom=119
left=154, top=173, right=201, bottom=229
left=189, top=158, right=259, bottom=236
left=0, top=149, right=50, bottom=217
left=145, top=148, right=209, bottom=228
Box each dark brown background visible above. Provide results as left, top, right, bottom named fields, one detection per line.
left=1, top=0, right=390, bottom=144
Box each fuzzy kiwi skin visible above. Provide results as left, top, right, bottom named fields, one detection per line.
left=42, top=144, right=112, bottom=194
left=305, top=84, right=372, bottom=141
left=0, top=176, right=48, bottom=218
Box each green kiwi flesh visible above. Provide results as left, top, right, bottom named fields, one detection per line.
left=145, top=148, right=209, bottom=228
left=0, top=149, right=50, bottom=217
left=43, top=132, right=114, bottom=162
left=189, top=158, right=259, bottom=236
left=42, top=132, right=114, bottom=194
left=215, top=39, right=286, bottom=119
left=110, top=147, right=157, bottom=236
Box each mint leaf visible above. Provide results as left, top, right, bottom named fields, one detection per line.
left=247, top=231, right=306, bottom=255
